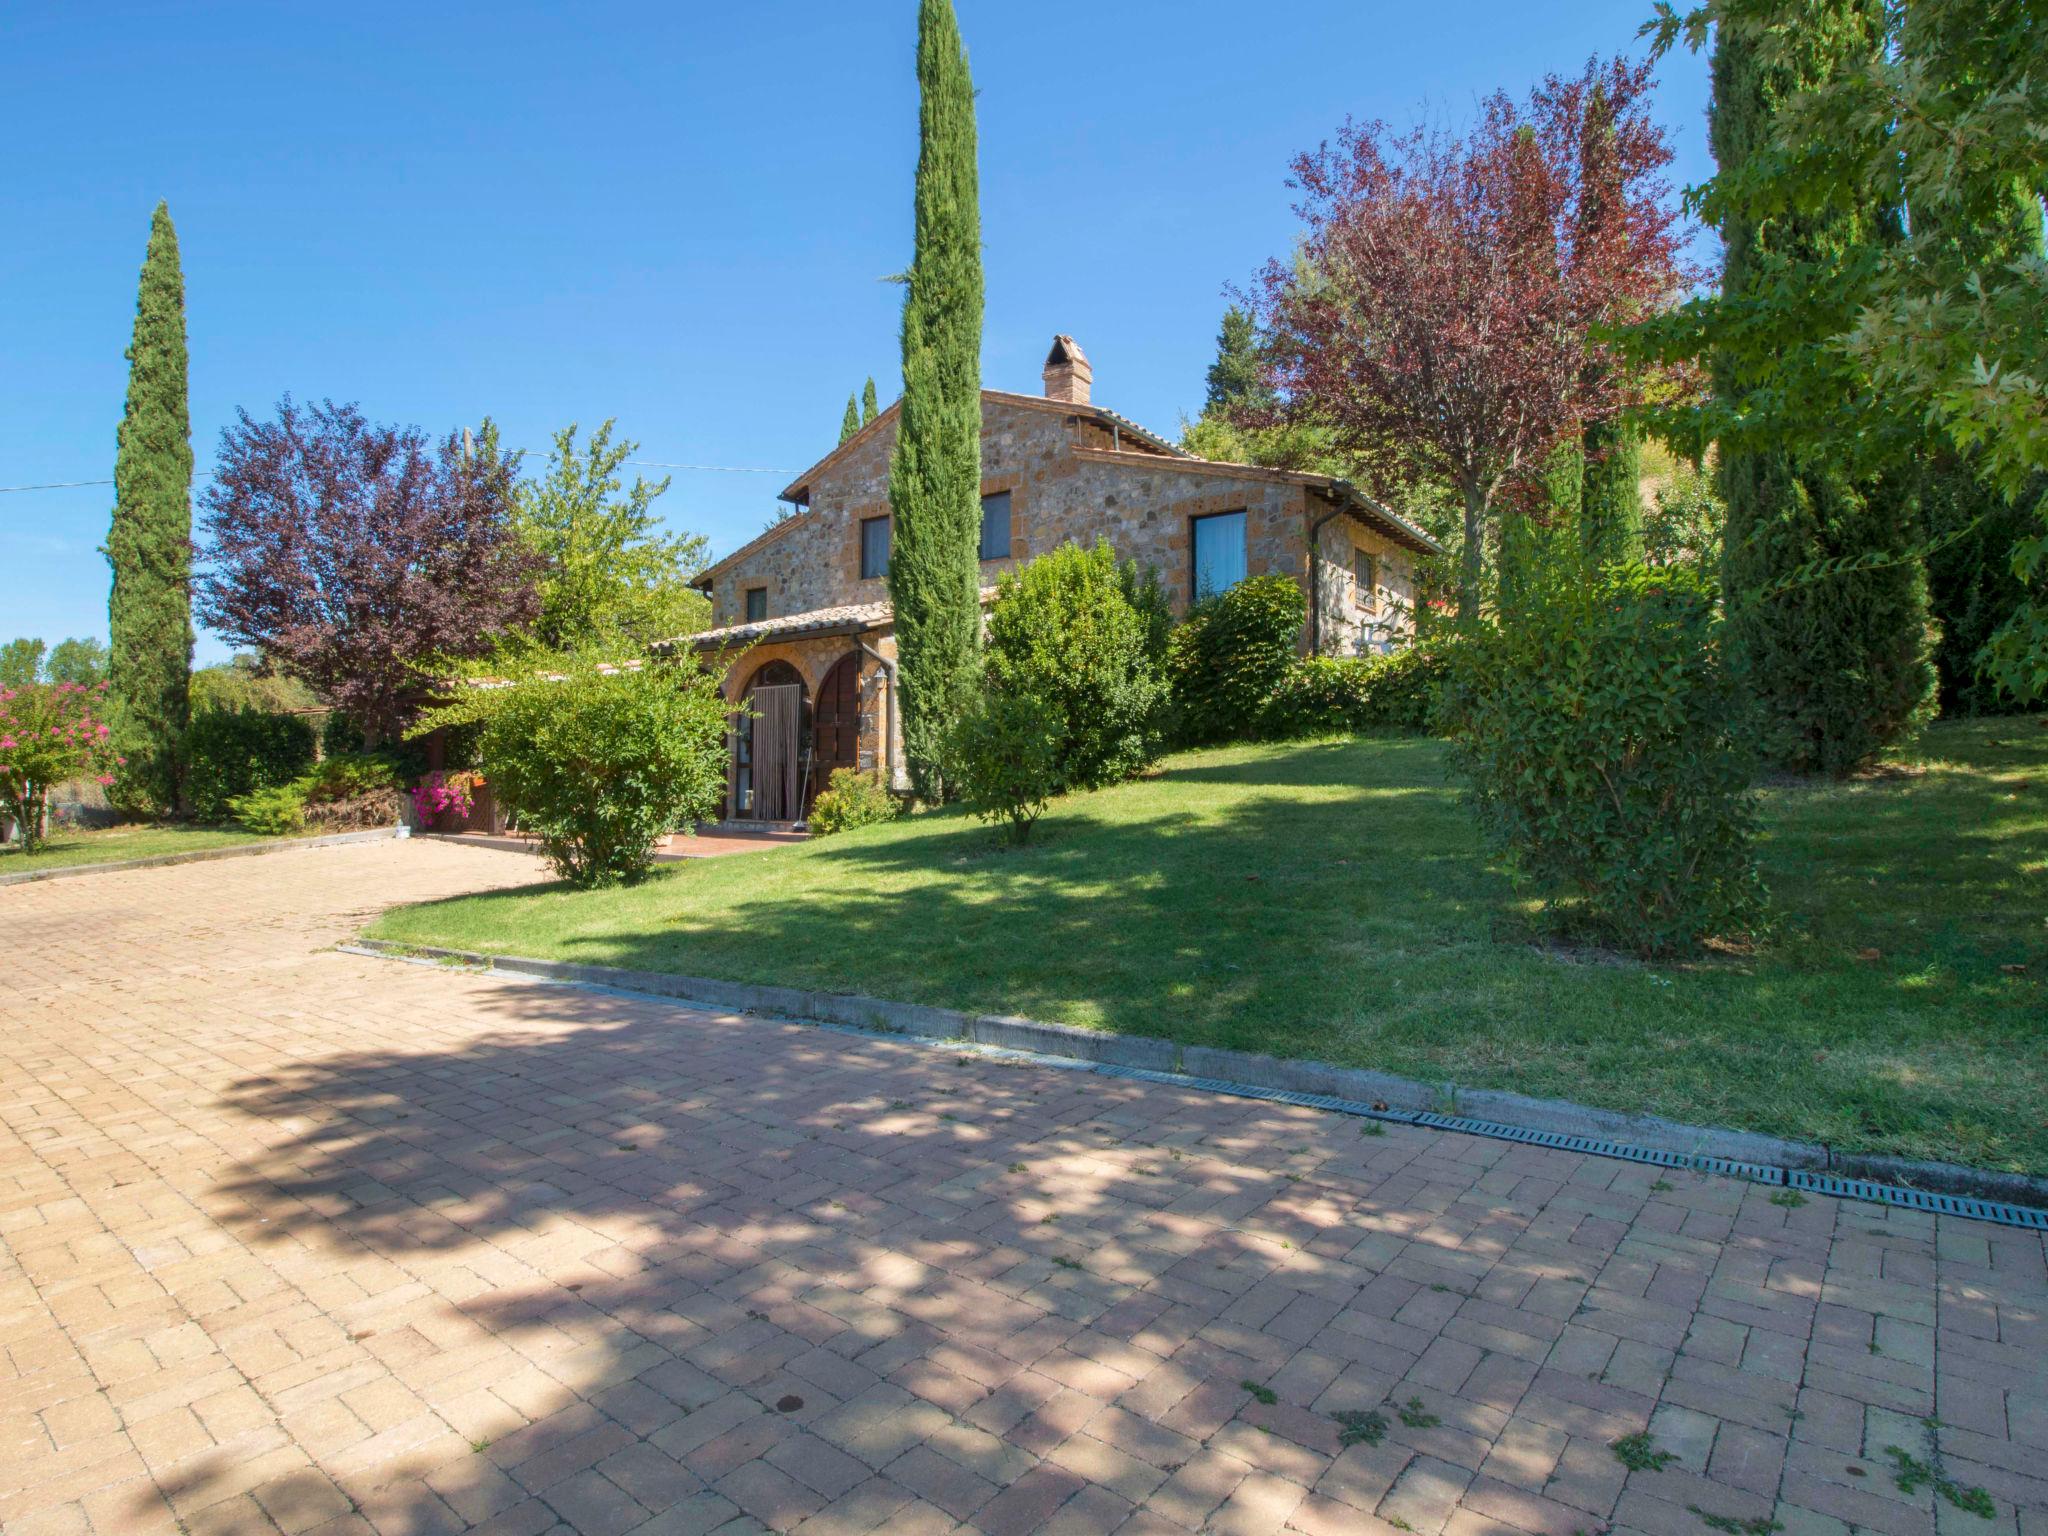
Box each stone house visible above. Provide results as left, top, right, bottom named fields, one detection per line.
left=673, top=336, right=1442, bottom=822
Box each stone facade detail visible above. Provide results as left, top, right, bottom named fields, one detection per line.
left=699, top=391, right=1430, bottom=656
left=687, top=365, right=1442, bottom=816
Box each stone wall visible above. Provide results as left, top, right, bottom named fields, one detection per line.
left=704, top=393, right=1420, bottom=654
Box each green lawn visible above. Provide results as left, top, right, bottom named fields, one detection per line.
left=369, top=719, right=2048, bottom=1174
left=0, top=821, right=295, bottom=873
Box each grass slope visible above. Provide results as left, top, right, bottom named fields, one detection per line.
left=371, top=720, right=2048, bottom=1174
left=1, top=821, right=292, bottom=873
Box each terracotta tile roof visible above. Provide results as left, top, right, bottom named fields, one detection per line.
left=665, top=600, right=896, bottom=652
left=657, top=588, right=1000, bottom=654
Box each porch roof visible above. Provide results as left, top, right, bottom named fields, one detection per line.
left=665, top=599, right=895, bottom=652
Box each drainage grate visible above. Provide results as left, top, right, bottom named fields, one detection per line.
left=1407, top=1112, right=1784, bottom=1184
left=1788, top=1170, right=2048, bottom=1230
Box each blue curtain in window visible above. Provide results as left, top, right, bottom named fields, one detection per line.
left=1192, top=511, right=1247, bottom=599
left=979, top=492, right=1012, bottom=560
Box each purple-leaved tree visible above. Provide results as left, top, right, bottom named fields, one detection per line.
left=197, top=398, right=540, bottom=741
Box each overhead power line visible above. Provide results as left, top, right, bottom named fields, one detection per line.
left=0, top=461, right=794, bottom=497
left=0, top=479, right=114, bottom=494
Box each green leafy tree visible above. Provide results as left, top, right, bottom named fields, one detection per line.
left=887, top=0, right=984, bottom=801
left=45, top=638, right=110, bottom=687
left=507, top=420, right=710, bottom=656
left=1576, top=85, right=1646, bottom=567
left=840, top=393, right=862, bottom=445
left=1704, top=9, right=1934, bottom=773
left=1642, top=0, right=2044, bottom=704
left=105, top=202, right=194, bottom=813
left=0, top=639, right=46, bottom=689
left=862, top=376, right=880, bottom=425
left=1180, top=304, right=1358, bottom=476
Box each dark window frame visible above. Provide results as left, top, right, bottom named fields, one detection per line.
left=1189, top=508, right=1249, bottom=601
left=744, top=586, right=768, bottom=623
left=1352, top=548, right=1379, bottom=612
left=978, top=491, right=1013, bottom=561
left=859, top=515, right=891, bottom=580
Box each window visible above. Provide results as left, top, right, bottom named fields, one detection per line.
left=745, top=587, right=768, bottom=623
left=978, top=491, right=1012, bottom=560
left=859, top=515, right=891, bottom=580
left=1353, top=549, right=1379, bottom=612
left=1191, top=510, right=1248, bottom=600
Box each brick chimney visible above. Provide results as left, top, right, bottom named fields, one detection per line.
left=1042, top=334, right=1092, bottom=405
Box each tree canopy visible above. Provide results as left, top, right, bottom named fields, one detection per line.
left=503, top=420, right=709, bottom=657
left=1250, top=58, right=1693, bottom=617
left=197, top=398, right=540, bottom=740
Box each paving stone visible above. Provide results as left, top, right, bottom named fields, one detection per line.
left=0, top=841, right=2041, bottom=1536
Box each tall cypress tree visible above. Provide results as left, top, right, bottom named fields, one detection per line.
left=105, top=202, right=194, bottom=812
left=1710, top=10, right=1934, bottom=775
left=1576, top=85, right=1644, bottom=567
left=862, top=376, right=880, bottom=425
left=887, top=0, right=983, bottom=800
left=840, top=392, right=862, bottom=445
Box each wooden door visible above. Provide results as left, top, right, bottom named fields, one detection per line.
left=813, top=653, right=863, bottom=792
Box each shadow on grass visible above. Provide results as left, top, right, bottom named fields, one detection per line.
left=370, top=728, right=2048, bottom=1173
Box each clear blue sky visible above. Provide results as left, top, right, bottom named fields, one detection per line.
left=1, top=1, right=1710, bottom=666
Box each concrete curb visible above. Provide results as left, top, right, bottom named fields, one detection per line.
left=1, top=826, right=407, bottom=887
left=342, top=937, right=2048, bottom=1216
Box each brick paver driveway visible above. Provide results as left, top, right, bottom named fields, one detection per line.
left=3, top=842, right=2044, bottom=1536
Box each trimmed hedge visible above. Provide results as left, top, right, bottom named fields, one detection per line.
left=184, top=706, right=317, bottom=822
left=1260, top=643, right=1455, bottom=738
left=1166, top=575, right=1305, bottom=744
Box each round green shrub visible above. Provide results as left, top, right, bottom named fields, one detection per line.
left=183, top=706, right=317, bottom=822
left=479, top=659, right=728, bottom=887
left=947, top=692, right=1060, bottom=844
left=226, top=781, right=308, bottom=836
left=984, top=539, right=1166, bottom=789
left=1166, top=574, right=1306, bottom=744
left=808, top=768, right=899, bottom=837
left=1444, top=563, right=1766, bottom=956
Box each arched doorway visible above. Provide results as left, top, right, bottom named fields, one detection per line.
left=813, top=652, right=864, bottom=793
left=734, top=660, right=807, bottom=820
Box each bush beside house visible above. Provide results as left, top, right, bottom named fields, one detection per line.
left=808, top=768, right=899, bottom=837
left=984, top=539, right=1165, bottom=790
left=479, top=660, right=727, bottom=887
left=1167, top=575, right=1307, bottom=744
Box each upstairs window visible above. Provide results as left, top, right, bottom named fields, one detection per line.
left=1191, top=510, right=1248, bottom=600
left=979, top=491, right=1013, bottom=561
left=1353, top=549, right=1379, bottom=612
left=745, top=587, right=768, bottom=623
left=860, top=515, right=891, bottom=580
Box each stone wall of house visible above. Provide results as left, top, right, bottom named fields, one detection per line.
left=706, top=393, right=1419, bottom=655
left=1312, top=517, right=1418, bottom=657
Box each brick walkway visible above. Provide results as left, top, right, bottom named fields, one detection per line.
left=1, top=842, right=2043, bottom=1536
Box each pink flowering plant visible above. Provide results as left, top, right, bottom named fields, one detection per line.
left=0, top=682, right=123, bottom=855
left=410, top=769, right=477, bottom=829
